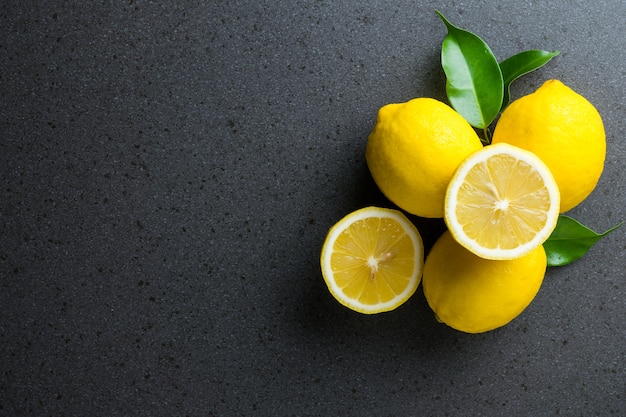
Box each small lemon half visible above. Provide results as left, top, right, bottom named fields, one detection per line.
left=320, top=207, right=424, bottom=314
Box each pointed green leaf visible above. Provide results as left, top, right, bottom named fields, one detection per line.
left=543, top=215, right=622, bottom=267
left=435, top=11, right=503, bottom=129
left=499, top=50, right=559, bottom=109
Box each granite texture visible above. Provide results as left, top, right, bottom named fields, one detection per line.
left=1, top=1, right=625, bottom=416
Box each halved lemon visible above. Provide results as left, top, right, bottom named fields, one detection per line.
left=444, top=143, right=560, bottom=260
left=320, top=207, right=424, bottom=314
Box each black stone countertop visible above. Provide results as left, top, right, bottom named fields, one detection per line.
left=2, top=1, right=624, bottom=416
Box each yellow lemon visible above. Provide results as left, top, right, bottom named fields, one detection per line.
left=366, top=98, right=483, bottom=218
left=320, top=207, right=424, bottom=314
left=492, top=79, right=606, bottom=212
left=444, top=143, right=560, bottom=260
left=422, top=230, right=547, bottom=333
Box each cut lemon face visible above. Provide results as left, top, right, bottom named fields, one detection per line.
left=320, top=207, right=424, bottom=314
left=444, top=143, right=560, bottom=260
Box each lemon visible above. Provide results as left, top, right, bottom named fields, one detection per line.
left=366, top=98, right=483, bottom=218
left=423, top=230, right=547, bottom=333
left=320, top=207, right=424, bottom=314
left=492, top=79, right=606, bottom=212
left=444, top=143, right=560, bottom=260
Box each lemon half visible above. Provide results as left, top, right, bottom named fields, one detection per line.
left=444, top=143, right=560, bottom=260
left=320, top=207, right=424, bottom=314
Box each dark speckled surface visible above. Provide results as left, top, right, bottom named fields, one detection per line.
left=1, top=1, right=625, bottom=416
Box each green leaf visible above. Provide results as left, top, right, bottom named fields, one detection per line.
left=543, top=215, right=622, bottom=267
left=435, top=11, right=503, bottom=129
left=499, top=50, right=559, bottom=109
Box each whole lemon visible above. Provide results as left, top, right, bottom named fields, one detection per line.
left=492, top=79, right=606, bottom=212
left=366, top=98, right=483, bottom=218
left=422, top=230, right=546, bottom=333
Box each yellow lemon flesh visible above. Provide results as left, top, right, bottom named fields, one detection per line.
left=320, top=207, right=424, bottom=314
left=445, top=143, right=560, bottom=260
left=423, top=231, right=547, bottom=333
left=492, top=79, right=606, bottom=212
left=366, top=98, right=483, bottom=218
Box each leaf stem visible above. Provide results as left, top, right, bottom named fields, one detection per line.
left=480, top=127, right=492, bottom=146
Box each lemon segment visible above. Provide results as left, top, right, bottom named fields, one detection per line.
left=320, top=207, right=424, bottom=314
left=445, top=143, right=560, bottom=260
